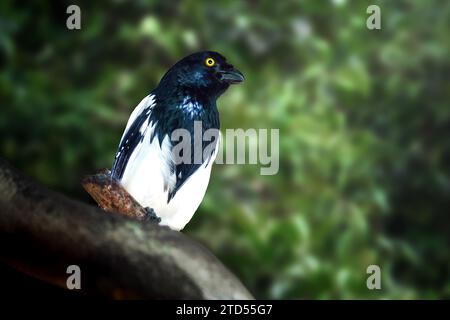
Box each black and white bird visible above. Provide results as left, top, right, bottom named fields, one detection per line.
left=111, top=51, right=244, bottom=231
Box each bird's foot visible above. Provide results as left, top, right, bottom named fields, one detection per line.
left=143, top=207, right=161, bottom=224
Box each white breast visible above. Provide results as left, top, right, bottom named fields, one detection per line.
left=118, top=95, right=219, bottom=231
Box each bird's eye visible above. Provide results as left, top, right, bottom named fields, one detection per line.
left=205, top=58, right=215, bottom=67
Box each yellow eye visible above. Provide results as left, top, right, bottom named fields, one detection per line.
left=205, top=57, right=215, bottom=67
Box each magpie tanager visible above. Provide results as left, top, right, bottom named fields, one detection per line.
left=111, top=51, right=244, bottom=231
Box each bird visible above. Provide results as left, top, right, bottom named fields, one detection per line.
left=111, top=51, right=244, bottom=231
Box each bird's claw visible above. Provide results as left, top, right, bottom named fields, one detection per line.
left=143, top=207, right=161, bottom=223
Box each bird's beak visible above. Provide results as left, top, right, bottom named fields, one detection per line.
left=219, top=67, right=245, bottom=84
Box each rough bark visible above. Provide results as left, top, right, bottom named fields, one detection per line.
left=0, top=158, right=253, bottom=299
left=81, top=170, right=150, bottom=221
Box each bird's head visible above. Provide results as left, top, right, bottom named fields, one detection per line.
left=157, top=51, right=244, bottom=99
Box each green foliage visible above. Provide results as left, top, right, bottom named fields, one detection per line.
left=1, top=0, right=449, bottom=298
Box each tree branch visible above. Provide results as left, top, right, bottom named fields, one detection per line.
left=81, top=170, right=151, bottom=221
left=0, top=158, right=253, bottom=299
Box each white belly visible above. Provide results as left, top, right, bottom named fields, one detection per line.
left=120, top=131, right=218, bottom=231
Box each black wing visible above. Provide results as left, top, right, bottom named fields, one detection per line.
left=111, top=98, right=153, bottom=180
left=167, top=129, right=219, bottom=201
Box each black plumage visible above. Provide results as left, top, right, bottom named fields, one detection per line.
left=110, top=51, right=244, bottom=230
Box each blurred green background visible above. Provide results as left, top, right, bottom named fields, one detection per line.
left=1, top=0, right=449, bottom=299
